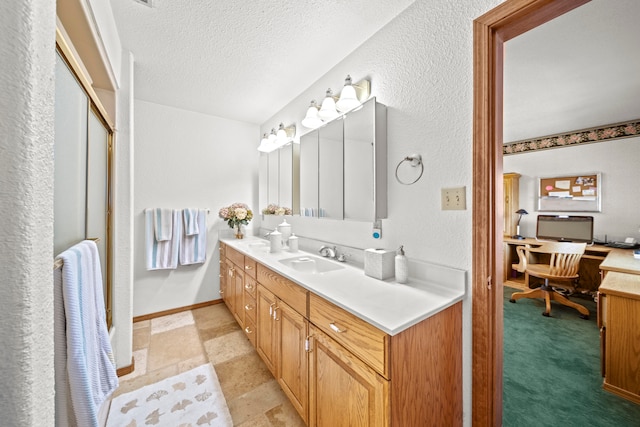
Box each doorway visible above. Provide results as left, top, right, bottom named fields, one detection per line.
left=471, top=0, right=590, bottom=425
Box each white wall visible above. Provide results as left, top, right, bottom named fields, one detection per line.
left=133, top=100, right=259, bottom=316
left=259, top=0, right=503, bottom=424
left=504, top=136, right=640, bottom=243
left=0, top=0, right=56, bottom=424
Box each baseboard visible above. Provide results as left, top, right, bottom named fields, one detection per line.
left=116, top=356, right=135, bottom=377
left=133, top=299, right=223, bottom=323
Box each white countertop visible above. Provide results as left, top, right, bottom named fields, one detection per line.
left=221, top=236, right=466, bottom=336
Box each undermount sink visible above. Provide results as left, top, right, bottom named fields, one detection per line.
left=246, top=241, right=269, bottom=251
left=279, top=255, right=345, bottom=274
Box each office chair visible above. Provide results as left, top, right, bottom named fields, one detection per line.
left=509, top=241, right=590, bottom=319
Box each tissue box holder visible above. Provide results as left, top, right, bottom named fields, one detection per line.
left=364, top=249, right=395, bottom=280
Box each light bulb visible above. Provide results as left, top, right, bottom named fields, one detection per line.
left=336, top=75, right=361, bottom=112
left=301, top=100, right=324, bottom=129
left=318, top=89, right=339, bottom=121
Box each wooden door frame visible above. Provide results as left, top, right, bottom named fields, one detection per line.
left=471, top=0, right=590, bottom=425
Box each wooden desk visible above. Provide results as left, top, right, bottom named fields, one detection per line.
left=503, top=237, right=612, bottom=292
left=599, top=249, right=640, bottom=276
left=598, top=271, right=640, bottom=404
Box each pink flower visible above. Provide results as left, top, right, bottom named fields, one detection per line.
left=624, top=124, right=637, bottom=135
left=601, top=128, right=618, bottom=138
left=539, top=138, right=553, bottom=148
left=588, top=131, right=599, bottom=141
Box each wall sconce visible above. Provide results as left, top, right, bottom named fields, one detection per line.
left=336, top=74, right=371, bottom=113
left=513, top=208, right=528, bottom=239
left=301, top=100, right=324, bottom=129
left=318, top=89, right=340, bottom=121
left=258, top=128, right=283, bottom=153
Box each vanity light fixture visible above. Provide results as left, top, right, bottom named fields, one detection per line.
left=318, top=89, right=340, bottom=121
left=268, top=128, right=277, bottom=143
left=274, top=123, right=296, bottom=149
left=257, top=133, right=273, bottom=152
left=301, top=100, right=324, bottom=129
left=336, top=75, right=370, bottom=112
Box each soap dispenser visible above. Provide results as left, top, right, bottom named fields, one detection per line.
left=395, top=245, right=408, bottom=284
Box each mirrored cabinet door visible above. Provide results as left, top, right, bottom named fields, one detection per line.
left=318, top=119, right=344, bottom=219
left=259, top=153, right=268, bottom=211
left=267, top=150, right=279, bottom=206
left=279, top=143, right=299, bottom=213
left=300, top=130, right=319, bottom=217
left=343, top=97, right=387, bottom=221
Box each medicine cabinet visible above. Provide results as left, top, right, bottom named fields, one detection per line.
left=260, top=97, right=386, bottom=221
left=260, top=143, right=299, bottom=213
left=299, top=97, right=387, bottom=221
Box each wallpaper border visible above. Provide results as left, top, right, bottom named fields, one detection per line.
left=503, top=119, right=640, bottom=155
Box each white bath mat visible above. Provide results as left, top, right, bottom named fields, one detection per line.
left=106, top=364, right=232, bottom=426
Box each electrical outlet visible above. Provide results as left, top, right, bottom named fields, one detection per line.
left=442, top=187, right=466, bottom=210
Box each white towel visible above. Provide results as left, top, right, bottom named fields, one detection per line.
left=146, top=208, right=181, bottom=270
left=183, top=208, right=199, bottom=236
left=153, top=208, right=173, bottom=241
left=54, top=266, right=76, bottom=427
left=55, top=240, right=118, bottom=427
left=180, top=208, right=207, bottom=265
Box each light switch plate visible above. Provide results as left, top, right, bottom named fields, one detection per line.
left=442, top=187, right=466, bottom=210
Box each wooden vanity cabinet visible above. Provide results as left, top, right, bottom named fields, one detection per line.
left=223, top=246, right=463, bottom=426
left=256, top=267, right=310, bottom=423
left=309, top=324, right=389, bottom=427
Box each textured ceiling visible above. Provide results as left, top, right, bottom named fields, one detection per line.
left=109, top=0, right=415, bottom=124
left=504, top=0, right=640, bottom=142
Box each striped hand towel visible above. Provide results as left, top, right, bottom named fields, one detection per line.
left=153, top=208, right=173, bottom=241
left=180, top=208, right=207, bottom=265
left=183, top=208, right=199, bottom=236
left=146, top=208, right=181, bottom=270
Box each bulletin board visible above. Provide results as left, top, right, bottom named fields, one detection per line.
left=538, top=173, right=601, bottom=212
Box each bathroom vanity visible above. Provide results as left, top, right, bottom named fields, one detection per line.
left=219, top=237, right=465, bottom=426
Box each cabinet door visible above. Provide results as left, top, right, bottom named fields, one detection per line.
left=309, top=325, right=389, bottom=427
left=222, top=259, right=235, bottom=313
left=256, top=285, right=278, bottom=376
left=233, top=267, right=245, bottom=327
left=277, top=301, right=309, bottom=424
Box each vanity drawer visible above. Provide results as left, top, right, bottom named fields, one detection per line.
left=244, top=257, right=257, bottom=279
left=244, top=276, right=257, bottom=297
left=309, top=293, right=389, bottom=378
left=257, top=265, right=308, bottom=317
left=226, top=246, right=245, bottom=268
left=244, top=293, right=257, bottom=323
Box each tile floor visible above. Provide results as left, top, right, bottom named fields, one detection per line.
left=113, top=303, right=306, bottom=426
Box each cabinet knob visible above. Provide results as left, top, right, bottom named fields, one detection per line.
left=329, top=322, right=346, bottom=333
left=244, top=326, right=253, bottom=334
left=219, top=289, right=224, bottom=295
left=245, top=265, right=253, bottom=270
left=245, top=283, right=254, bottom=291
left=245, top=304, right=254, bottom=311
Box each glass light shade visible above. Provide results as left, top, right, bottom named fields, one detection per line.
left=268, top=128, right=277, bottom=143
left=318, top=89, right=339, bottom=121
left=336, top=75, right=360, bottom=112
left=301, top=100, right=323, bottom=129
left=257, top=133, right=274, bottom=152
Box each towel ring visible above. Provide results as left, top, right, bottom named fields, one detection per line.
left=395, top=154, right=424, bottom=185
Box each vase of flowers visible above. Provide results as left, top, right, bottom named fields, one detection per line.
left=218, top=202, right=253, bottom=239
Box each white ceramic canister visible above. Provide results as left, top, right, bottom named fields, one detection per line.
left=277, top=218, right=292, bottom=246
left=288, top=233, right=299, bottom=252
left=269, top=229, right=283, bottom=253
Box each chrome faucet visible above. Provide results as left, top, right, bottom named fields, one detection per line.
left=318, top=245, right=337, bottom=259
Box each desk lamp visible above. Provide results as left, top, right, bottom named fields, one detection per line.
left=513, top=209, right=528, bottom=240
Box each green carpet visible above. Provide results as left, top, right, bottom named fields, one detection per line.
left=503, top=285, right=640, bottom=426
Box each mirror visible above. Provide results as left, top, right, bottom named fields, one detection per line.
left=267, top=150, right=279, bottom=205
left=258, top=153, right=268, bottom=211
left=278, top=143, right=299, bottom=213
left=318, top=118, right=344, bottom=219
left=344, top=100, right=374, bottom=220
left=300, top=130, right=319, bottom=216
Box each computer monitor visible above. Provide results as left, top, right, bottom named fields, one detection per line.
left=536, top=215, right=594, bottom=243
